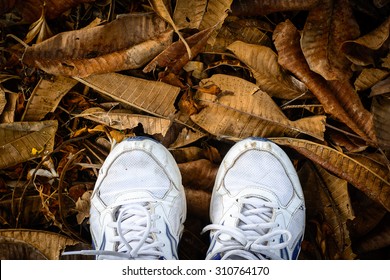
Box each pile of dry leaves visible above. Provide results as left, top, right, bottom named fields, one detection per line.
left=0, top=0, right=389, bottom=260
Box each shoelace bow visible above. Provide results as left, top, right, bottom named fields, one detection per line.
left=62, top=203, right=164, bottom=260
left=202, top=197, right=292, bottom=260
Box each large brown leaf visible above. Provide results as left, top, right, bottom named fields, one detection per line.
left=227, top=41, right=308, bottom=100
left=0, top=236, right=47, bottom=259
left=75, top=73, right=180, bottom=118
left=273, top=20, right=376, bottom=143
left=301, top=0, right=360, bottom=81
left=178, top=159, right=218, bottom=191
left=342, top=16, right=390, bottom=66
left=0, top=120, right=58, bottom=169
left=173, top=0, right=207, bottom=30
left=190, top=74, right=326, bottom=140
left=231, top=0, right=320, bottom=16
left=22, top=13, right=171, bottom=77
left=271, top=137, right=390, bottom=211
left=371, top=95, right=390, bottom=148
left=22, top=76, right=77, bottom=121
left=0, top=86, right=6, bottom=115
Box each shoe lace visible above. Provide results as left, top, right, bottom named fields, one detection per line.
left=62, top=202, right=165, bottom=260
left=202, top=197, right=292, bottom=260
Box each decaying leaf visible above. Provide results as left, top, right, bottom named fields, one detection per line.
left=78, top=107, right=172, bottom=136
left=0, top=120, right=58, bottom=169
left=178, top=159, right=218, bottom=191
left=274, top=20, right=376, bottom=143
left=75, top=190, right=92, bottom=225
left=75, top=73, right=180, bottom=119
left=22, top=76, right=78, bottom=121
left=149, top=0, right=192, bottom=58
left=271, top=137, right=390, bottom=211
left=354, top=68, right=390, bottom=91
left=144, top=25, right=217, bottom=74
left=342, top=17, right=390, bottom=66
left=184, top=187, right=211, bottom=220
left=0, top=236, right=47, bottom=259
left=227, top=41, right=308, bottom=100
left=173, top=0, right=208, bottom=30
left=299, top=162, right=356, bottom=259
left=355, top=215, right=390, bottom=254
left=169, top=127, right=206, bottom=149
left=370, top=76, right=390, bottom=97
left=191, top=74, right=326, bottom=141
left=231, top=0, right=320, bottom=16
left=0, top=92, right=18, bottom=123
left=371, top=95, right=390, bottom=148
left=301, top=0, right=360, bottom=80
left=24, top=4, right=53, bottom=44
left=0, top=229, right=85, bottom=260
left=22, top=13, right=171, bottom=77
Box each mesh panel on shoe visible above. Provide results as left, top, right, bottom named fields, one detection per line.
left=224, top=150, right=293, bottom=206
left=287, top=206, right=305, bottom=249
left=99, top=150, right=170, bottom=205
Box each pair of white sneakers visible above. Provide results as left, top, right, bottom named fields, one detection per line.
left=66, top=137, right=305, bottom=260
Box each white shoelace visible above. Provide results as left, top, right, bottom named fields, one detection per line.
left=202, top=197, right=292, bottom=260
left=62, top=203, right=165, bottom=260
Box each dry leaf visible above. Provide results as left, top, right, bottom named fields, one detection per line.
left=173, top=0, right=208, bottom=30
left=198, top=0, right=234, bottom=47
left=144, top=25, right=217, bottom=74
left=342, top=17, right=390, bottom=66
left=169, top=127, right=206, bottom=148
left=184, top=188, right=211, bottom=220
left=22, top=76, right=78, bottom=121
left=24, top=4, right=53, bottom=44
left=271, top=137, right=390, bottom=211
left=78, top=107, right=172, bottom=136
left=354, top=68, right=390, bottom=92
left=227, top=41, right=308, bottom=100
left=178, top=159, right=218, bottom=191
left=22, top=13, right=171, bottom=77
left=149, top=0, right=192, bottom=58
left=191, top=74, right=326, bottom=141
left=75, top=190, right=92, bottom=225
left=0, top=92, right=18, bottom=123
left=0, top=229, right=83, bottom=260
left=355, top=215, right=390, bottom=254
left=231, top=0, right=320, bottom=16
left=0, top=236, right=47, bottom=259
left=273, top=20, right=376, bottom=143
left=372, top=95, right=390, bottom=148
left=0, top=120, right=58, bottom=169
left=370, top=76, right=390, bottom=97
left=301, top=0, right=360, bottom=81
left=0, top=86, right=6, bottom=115
left=0, top=0, right=16, bottom=15
left=75, top=73, right=180, bottom=119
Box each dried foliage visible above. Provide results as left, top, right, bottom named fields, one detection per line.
left=0, top=0, right=389, bottom=260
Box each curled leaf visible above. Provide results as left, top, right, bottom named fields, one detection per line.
left=178, top=159, right=218, bottom=191
left=271, top=137, right=390, bottom=212
left=301, top=0, right=360, bottom=80
left=22, top=13, right=171, bottom=77
left=227, top=41, right=308, bottom=100
left=173, top=0, right=208, bottom=30
left=372, top=95, right=390, bottom=148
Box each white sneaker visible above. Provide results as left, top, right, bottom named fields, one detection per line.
left=65, top=137, right=186, bottom=259
left=202, top=138, right=305, bottom=260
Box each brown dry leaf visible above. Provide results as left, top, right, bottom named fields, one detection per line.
left=149, top=0, right=192, bottom=58
left=75, top=73, right=180, bottom=119
left=227, top=41, right=308, bottom=100
left=383, top=53, right=390, bottom=68
left=342, top=17, right=390, bottom=66
left=170, top=146, right=205, bottom=163
left=355, top=215, right=390, bottom=254
left=0, top=92, right=18, bottom=123
left=22, top=13, right=171, bottom=77
left=198, top=0, right=234, bottom=47
left=24, top=4, right=53, bottom=44
left=299, top=162, right=356, bottom=259
left=184, top=187, right=211, bottom=220
left=0, top=236, right=47, bottom=259
left=173, top=0, right=207, bottom=30
left=78, top=107, right=172, bottom=137
left=0, top=120, right=58, bottom=169
left=0, top=229, right=83, bottom=260
left=354, top=68, right=390, bottom=91
left=22, top=76, right=78, bottom=121
left=144, top=25, right=217, bottom=74
left=169, top=127, right=206, bottom=149
left=271, top=137, right=390, bottom=211
left=370, top=76, right=390, bottom=97
left=273, top=20, right=377, bottom=143
left=178, top=159, right=218, bottom=191
left=231, top=0, right=320, bottom=16
left=75, top=190, right=92, bottom=225
left=0, top=86, right=6, bottom=115
left=0, top=0, right=16, bottom=15
left=301, top=0, right=360, bottom=81
left=371, top=95, right=390, bottom=148
left=190, top=74, right=326, bottom=141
